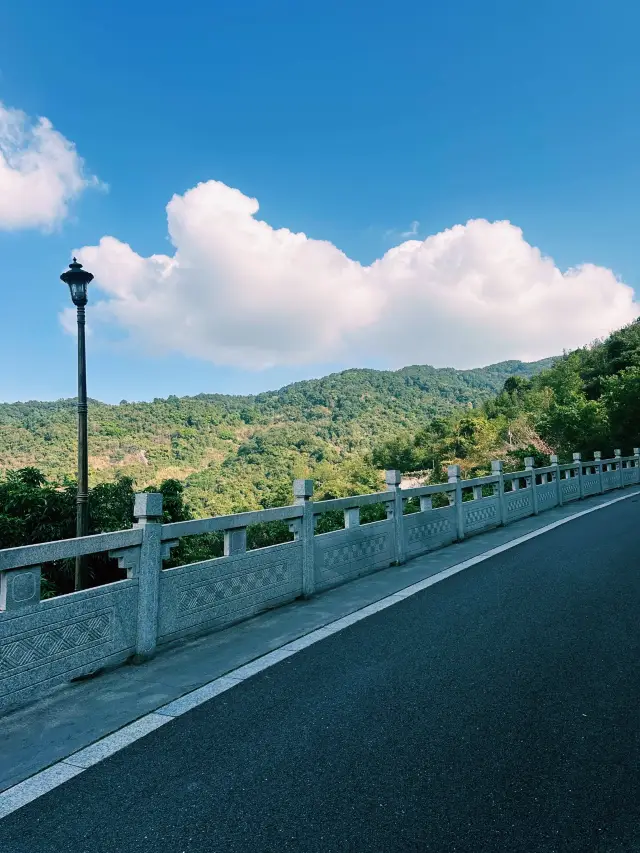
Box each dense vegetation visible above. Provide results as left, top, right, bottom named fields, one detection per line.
left=0, top=471, right=199, bottom=596
left=0, top=356, right=553, bottom=596
left=7, top=317, right=640, bottom=597
left=373, top=319, right=640, bottom=478
left=0, top=358, right=552, bottom=517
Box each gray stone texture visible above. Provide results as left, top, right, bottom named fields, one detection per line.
left=314, top=519, right=395, bottom=592
left=0, top=579, right=138, bottom=715
left=0, top=566, right=41, bottom=611
left=157, top=540, right=304, bottom=644
left=134, top=492, right=163, bottom=521
left=403, top=505, right=456, bottom=559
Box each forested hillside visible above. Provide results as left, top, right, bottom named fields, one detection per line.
left=0, top=357, right=553, bottom=517
left=373, top=319, right=640, bottom=479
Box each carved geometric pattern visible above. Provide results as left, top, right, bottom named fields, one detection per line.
left=178, top=561, right=289, bottom=614
left=408, top=519, right=452, bottom=543
left=537, top=486, right=557, bottom=505
left=562, top=481, right=579, bottom=495
left=506, top=495, right=532, bottom=513
left=323, top=535, right=387, bottom=570
left=109, top=547, right=140, bottom=577
left=0, top=612, right=111, bottom=673
left=464, top=504, right=497, bottom=527
left=623, top=468, right=638, bottom=484
left=12, top=573, right=37, bottom=602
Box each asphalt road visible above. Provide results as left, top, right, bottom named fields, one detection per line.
left=2, top=497, right=640, bottom=853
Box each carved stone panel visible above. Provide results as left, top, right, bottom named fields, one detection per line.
left=0, top=566, right=41, bottom=611
left=158, top=541, right=303, bottom=643
left=463, top=497, right=499, bottom=535
left=0, top=580, right=138, bottom=714
left=505, top=490, right=534, bottom=521
left=561, top=478, right=580, bottom=502
left=582, top=474, right=600, bottom=496
left=314, top=520, right=394, bottom=592
left=403, top=505, right=456, bottom=558
left=536, top=482, right=558, bottom=508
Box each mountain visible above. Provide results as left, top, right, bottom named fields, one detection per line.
left=0, top=357, right=556, bottom=516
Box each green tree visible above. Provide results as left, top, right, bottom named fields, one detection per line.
left=601, top=367, right=640, bottom=451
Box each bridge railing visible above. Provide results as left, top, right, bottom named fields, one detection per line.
left=1, top=448, right=639, bottom=714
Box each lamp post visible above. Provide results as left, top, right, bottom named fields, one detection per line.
left=60, top=258, right=94, bottom=591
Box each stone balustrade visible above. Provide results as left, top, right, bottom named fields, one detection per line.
left=1, top=450, right=640, bottom=715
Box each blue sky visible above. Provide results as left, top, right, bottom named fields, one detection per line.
left=1, top=0, right=639, bottom=403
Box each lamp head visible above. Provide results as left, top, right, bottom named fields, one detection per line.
left=60, top=258, right=93, bottom=307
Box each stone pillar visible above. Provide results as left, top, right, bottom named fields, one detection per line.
left=573, top=452, right=583, bottom=499
left=419, top=494, right=432, bottom=512
left=524, top=457, right=538, bottom=515
left=491, top=460, right=506, bottom=525
left=614, top=449, right=623, bottom=488
left=594, top=451, right=604, bottom=494
left=385, top=470, right=406, bottom=565
left=550, top=454, right=562, bottom=506
left=293, top=479, right=315, bottom=599
left=634, top=448, right=640, bottom=484
left=447, top=465, right=465, bottom=541
left=224, top=528, right=247, bottom=556
left=132, top=492, right=164, bottom=663
left=343, top=507, right=360, bottom=528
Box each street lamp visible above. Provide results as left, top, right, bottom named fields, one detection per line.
left=60, top=258, right=94, bottom=591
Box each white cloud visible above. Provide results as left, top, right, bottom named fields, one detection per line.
left=74, top=179, right=638, bottom=370
left=0, top=102, right=103, bottom=231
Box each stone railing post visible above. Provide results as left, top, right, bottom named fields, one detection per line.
left=447, top=465, right=465, bottom=541
left=132, top=492, right=164, bottom=663
left=614, top=449, right=623, bottom=488
left=293, top=479, right=315, bottom=599
left=385, top=470, right=406, bottom=565
left=550, top=454, right=562, bottom=506
left=0, top=564, right=41, bottom=611
left=344, top=507, right=360, bottom=528
left=634, top=448, right=640, bottom=484
left=419, top=494, right=432, bottom=512
left=593, top=451, right=603, bottom=493
left=224, top=527, right=247, bottom=556
left=573, top=452, right=583, bottom=499
left=491, top=460, right=506, bottom=526
left=524, top=457, right=538, bottom=515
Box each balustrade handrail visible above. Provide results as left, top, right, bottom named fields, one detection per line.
left=532, top=465, right=557, bottom=475
left=459, top=474, right=500, bottom=489
left=161, top=503, right=303, bottom=540
left=312, top=490, right=395, bottom=514
left=502, top=469, right=531, bottom=481
left=0, top=527, right=142, bottom=572
left=395, top=482, right=456, bottom=499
